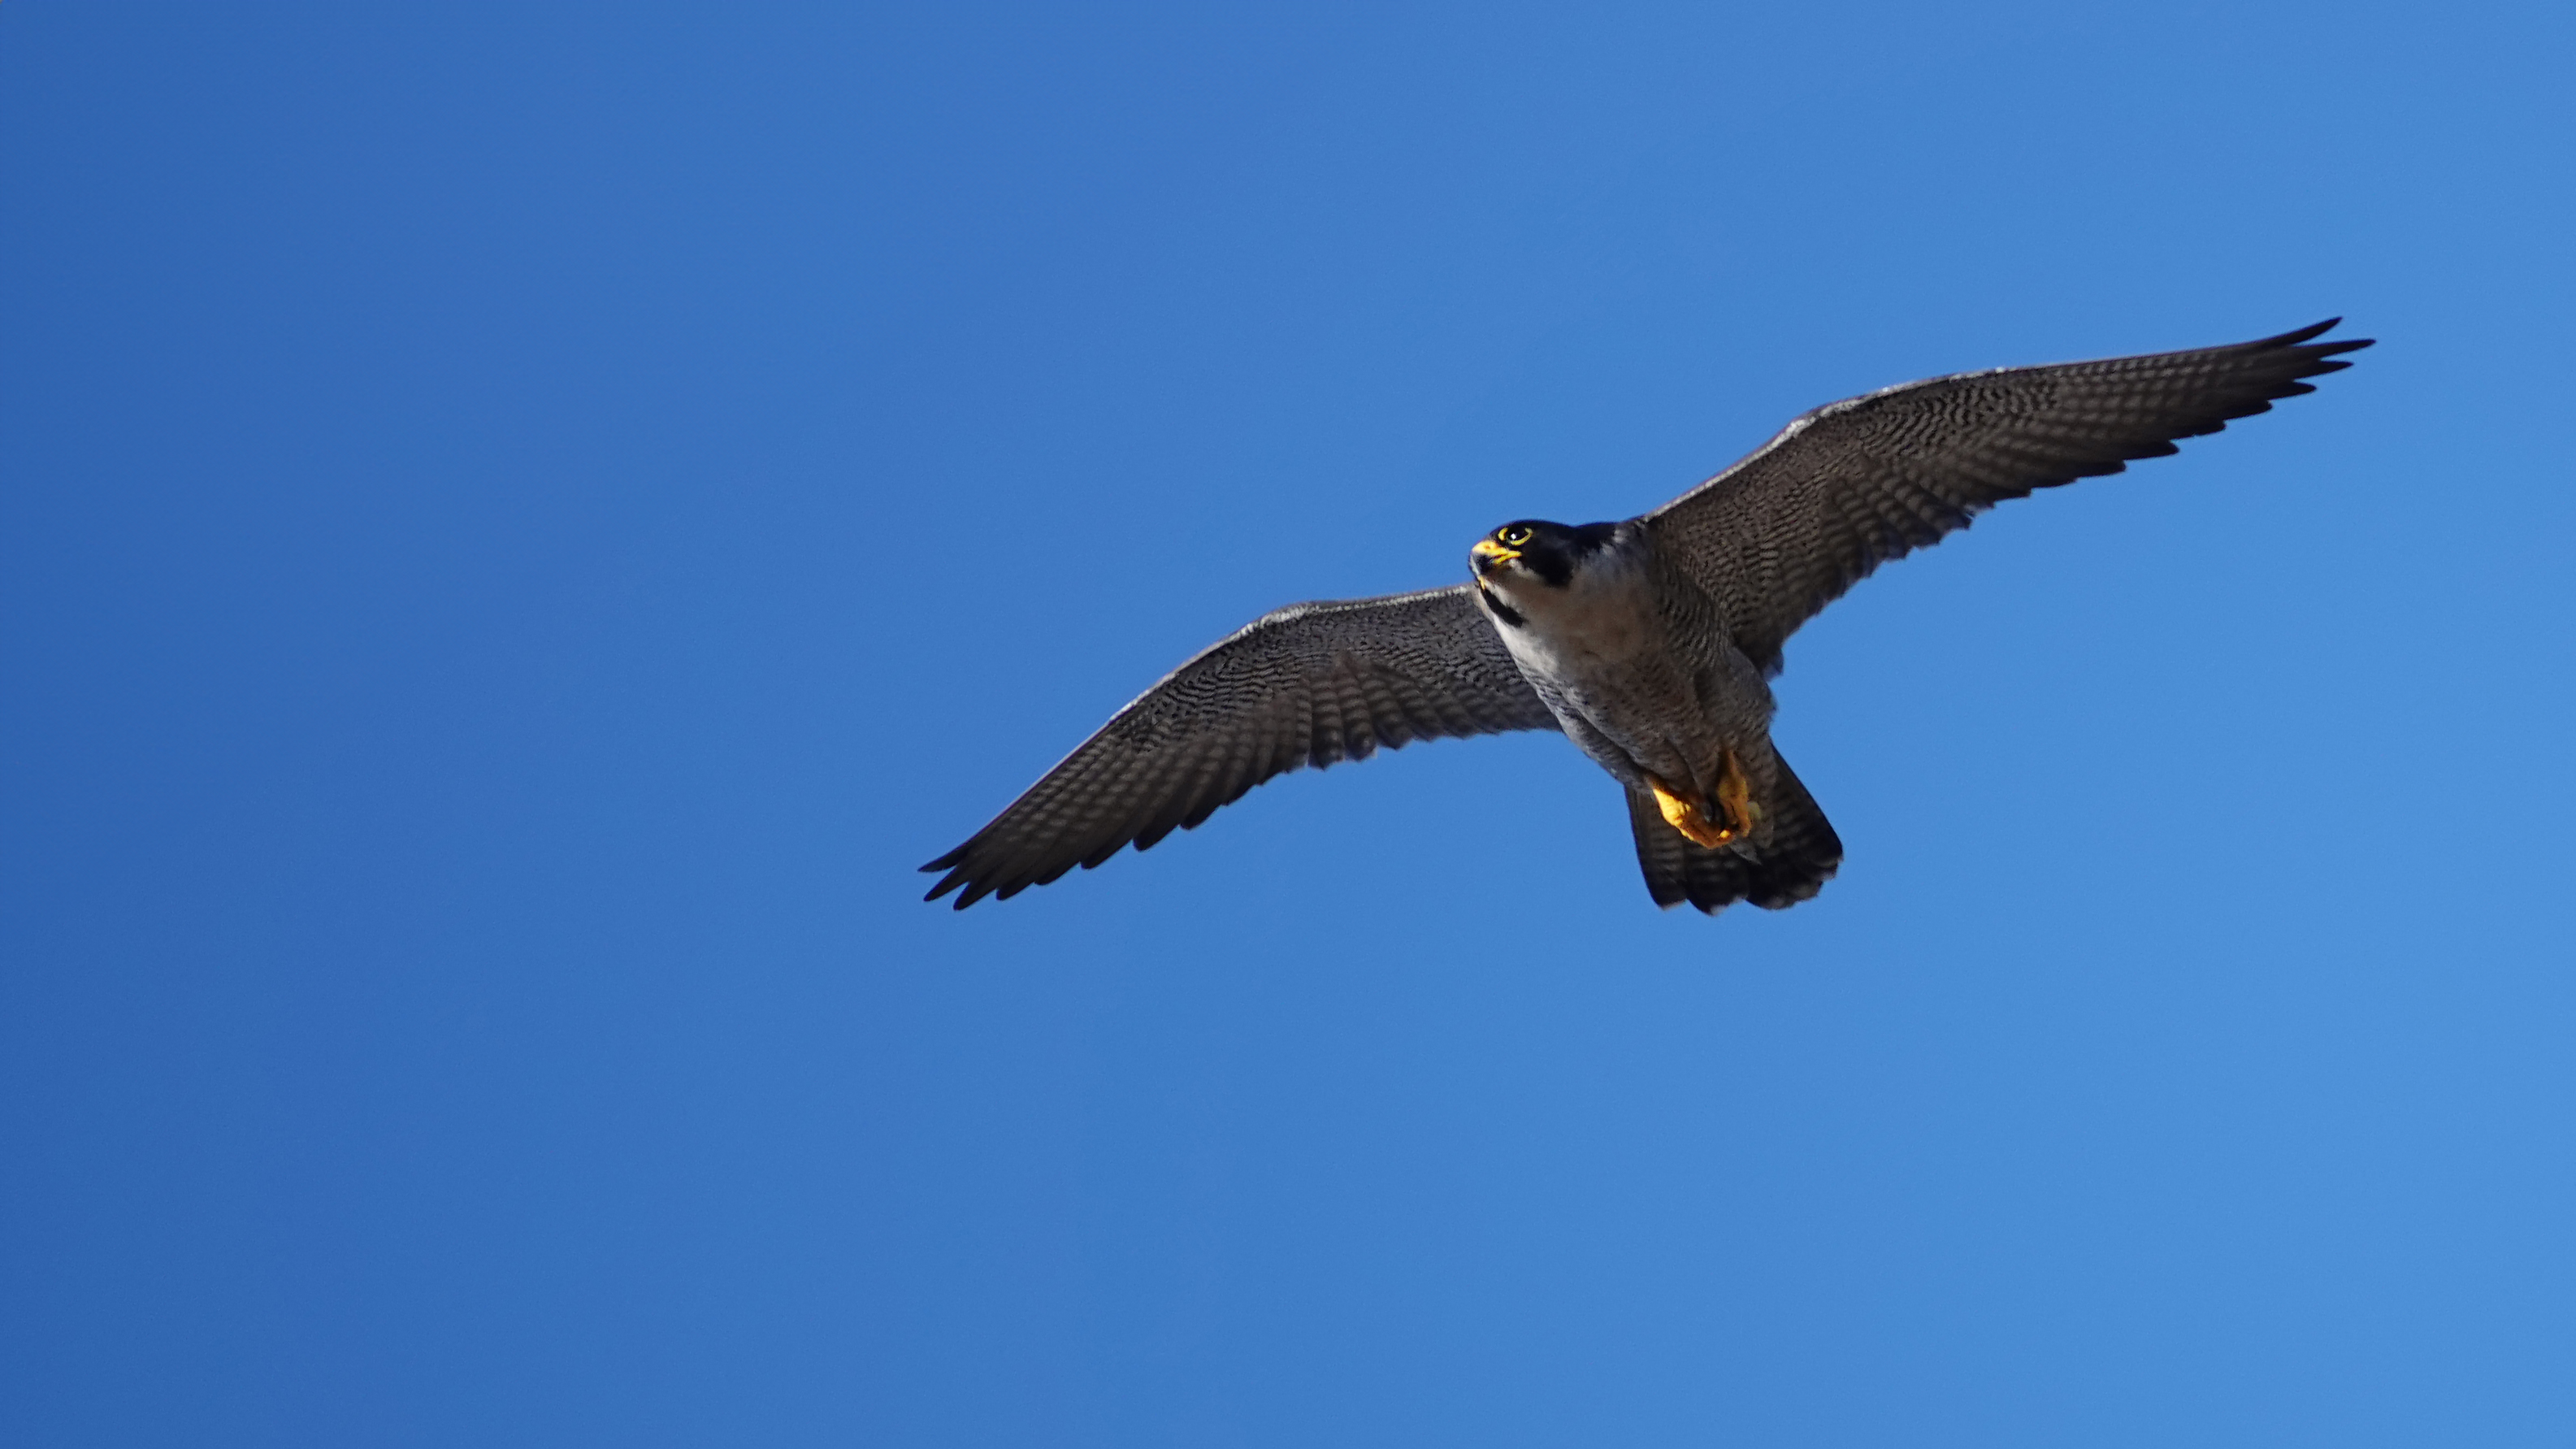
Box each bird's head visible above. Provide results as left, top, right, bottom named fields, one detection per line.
left=1471, top=519, right=1622, bottom=588
left=1469, top=519, right=1627, bottom=627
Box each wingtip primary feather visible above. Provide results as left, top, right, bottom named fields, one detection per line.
left=2268, top=318, right=2374, bottom=361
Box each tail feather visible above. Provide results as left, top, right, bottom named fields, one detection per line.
left=1626, top=753, right=1841, bottom=914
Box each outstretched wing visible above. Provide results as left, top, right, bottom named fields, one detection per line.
left=922, top=584, right=1559, bottom=909
left=1643, top=320, right=2371, bottom=676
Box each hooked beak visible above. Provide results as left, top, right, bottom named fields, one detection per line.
left=1472, top=538, right=1520, bottom=576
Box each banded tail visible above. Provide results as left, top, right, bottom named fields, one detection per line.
left=1625, top=752, right=1841, bottom=913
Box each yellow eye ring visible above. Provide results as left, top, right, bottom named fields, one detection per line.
left=1498, top=526, right=1533, bottom=548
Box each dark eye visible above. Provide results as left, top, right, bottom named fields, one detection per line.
left=1499, top=526, right=1533, bottom=547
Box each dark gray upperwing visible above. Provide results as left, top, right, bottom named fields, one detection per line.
left=1641, top=320, right=2371, bottom=676
left=922, top=584, right=1559, bottom=909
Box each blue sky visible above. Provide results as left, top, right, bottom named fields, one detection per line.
left=5, top=3, right=2573, bottom=1445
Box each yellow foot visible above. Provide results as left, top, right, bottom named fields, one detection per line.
left=1649, top=748, right=1762, bottom=851
left=1650, top=774, right=1736, bottom=849
left=1715, top=746, right=1760, bottom=838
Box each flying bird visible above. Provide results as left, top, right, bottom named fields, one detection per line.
left=924, top=321, right=2370, bottom=914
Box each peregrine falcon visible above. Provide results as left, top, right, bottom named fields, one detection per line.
left=923, top=321, right=2369, bottom=914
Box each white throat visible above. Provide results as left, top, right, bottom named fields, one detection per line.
left=1483, top=544, right=1657, bottom=676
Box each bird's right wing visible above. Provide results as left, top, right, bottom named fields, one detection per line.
left=922, top=584, right=1559, bottom=908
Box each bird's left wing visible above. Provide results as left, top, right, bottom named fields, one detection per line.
left=1642, top=320, right=2371, bottom=676
left=922, top=584, right=1559, bottom=909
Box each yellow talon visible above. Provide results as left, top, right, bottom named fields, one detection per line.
left=1716, top=748, right=1756, bottom=835
left=1650, top=748, right=1759, bottom=851
left=1650, top=774, right=1737, bottom=849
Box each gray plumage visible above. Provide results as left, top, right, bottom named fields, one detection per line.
left=1641, top=319, right=2373, bottom=677
left=922, top=588, right=1559, bottom=908
left=924, top=320, right=2369, bottom=913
